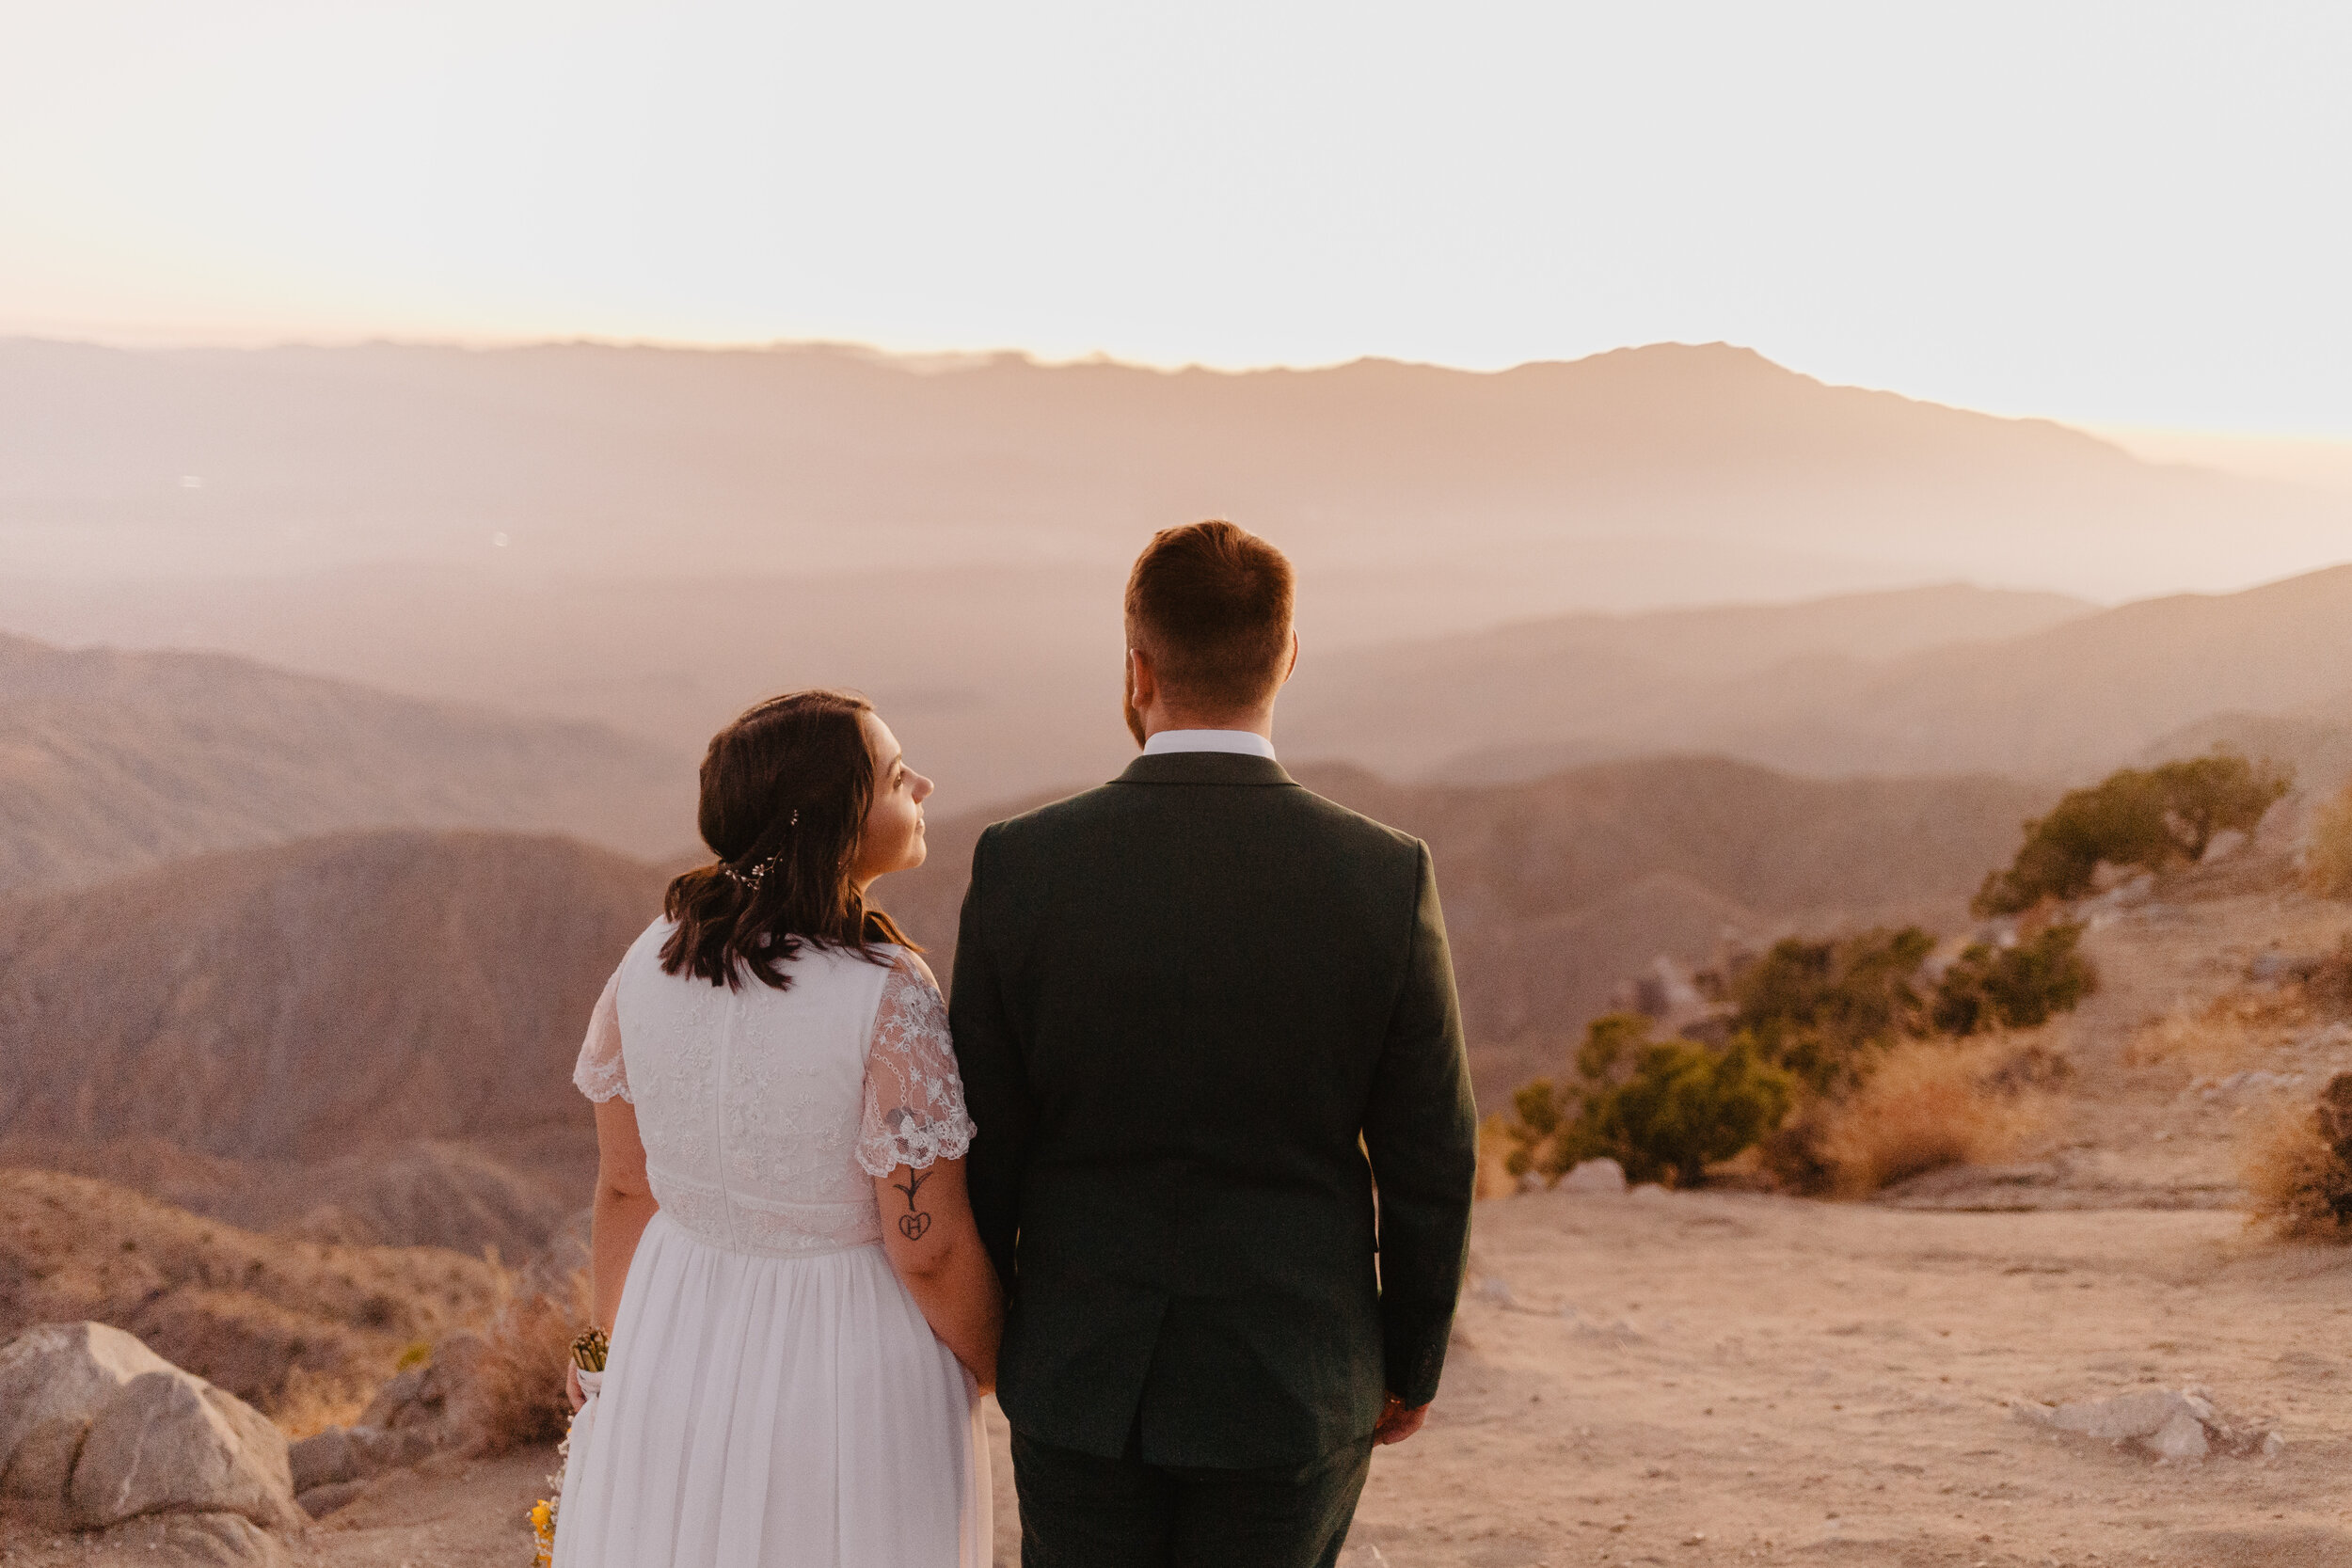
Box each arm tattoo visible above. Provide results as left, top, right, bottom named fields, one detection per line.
left=892, top=1169, right=934, bottom=1242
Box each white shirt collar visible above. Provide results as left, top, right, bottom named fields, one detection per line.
left=1141, top=728, right=1278, bottom=761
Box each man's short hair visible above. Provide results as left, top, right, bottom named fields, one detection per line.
left=1124, top=520, right=1295, bottom=713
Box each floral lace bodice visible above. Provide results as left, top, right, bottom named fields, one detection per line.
left=572, top=922, right=975, bottom=1259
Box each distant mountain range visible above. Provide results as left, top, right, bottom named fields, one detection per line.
left=6, top=338, right=2343, bottom=604
left=1292, top=565, right=2352, bottom=787
left=0, top=633, right=692, bottom=892
left=8, top=567, right=2350, bottom=887
left=0, top=576, right=2102, bottom=811
left=10, top=336, right=2350, bottom=809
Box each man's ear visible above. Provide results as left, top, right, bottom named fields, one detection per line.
left=1127, top=645, right=1156, bottom=709
left=1279, top=629, right=1299, bottom=689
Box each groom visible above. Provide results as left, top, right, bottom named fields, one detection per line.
left=951, top=520, right=1478, bottom=1567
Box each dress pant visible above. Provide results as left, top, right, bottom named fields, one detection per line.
left=1011, top=1423, right=1375, bottom=1568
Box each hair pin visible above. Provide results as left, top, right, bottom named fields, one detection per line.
left=719, top=809, right=801, bottom=890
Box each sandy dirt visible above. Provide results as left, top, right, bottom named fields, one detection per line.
left=11, top=876, right=2352, bottom=1567
left=19, top=1192, right=2345, bottom=1568
left=1354, top=1191, right=2352, bottom=1568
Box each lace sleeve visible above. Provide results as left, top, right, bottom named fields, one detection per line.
left=855, top=953, right=976, bottom=1177
left=572, top=966, right=632, bottom=1103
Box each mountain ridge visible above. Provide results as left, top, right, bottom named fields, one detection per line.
left=1294, top=564, right=2352, bottom=788
left=0, top=631, right=693, bottom=892
left=0, top=829, right=665, bottom=1163
left=6, top=336, right=2339, bottom=602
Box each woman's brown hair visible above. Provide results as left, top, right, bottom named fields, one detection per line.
left=660, top=689, right=915, bottom=990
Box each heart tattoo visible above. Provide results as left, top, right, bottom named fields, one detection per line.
left=898, top=1212, right=932, bottom=1241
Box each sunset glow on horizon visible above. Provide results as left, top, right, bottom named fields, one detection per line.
left=3, top=2, right=2348, bottom=436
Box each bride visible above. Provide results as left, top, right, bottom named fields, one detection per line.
left=554, top=689, right=1000, bottom=1567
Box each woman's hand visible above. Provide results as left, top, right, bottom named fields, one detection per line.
left=566, top=1361, right=585, bottom=1413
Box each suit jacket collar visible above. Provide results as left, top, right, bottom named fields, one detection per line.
left=1113, top=751, right=1297, bottom=788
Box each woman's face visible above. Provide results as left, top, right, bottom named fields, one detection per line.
left=850, top=711, right=933, bottom=888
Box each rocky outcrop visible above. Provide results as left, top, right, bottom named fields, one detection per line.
left=284, top=1332, right=483, bottom=1517
left=286, top=1423, right=439, bottom=1518
left=71, top=1365, right=305, bottom=1531
left=360, top=1330, right=485, bottom=1441
left=0, top=1322, right=302, bottom=1547
left=1558, top=1157, right=1629, bottom=1195
left=1, top=1322, right=165, bottom=1528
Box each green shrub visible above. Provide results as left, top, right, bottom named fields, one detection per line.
left=1930, top=922, right=2099, bottom=1035
left=1506, top=909, right=2106, bottom=1198
left=1725, top=927, right=1934, bottom=1094
left=1573, top=1011, right=1653, bottom=1087
left=1501, top=1076, right=1568, bottom=1180
left=1499, top=1014, right=1794, bottom=1188
left=1584, top=1037, right=1795, bottom=1188
left=1976, top=752, right=2291, bottom=915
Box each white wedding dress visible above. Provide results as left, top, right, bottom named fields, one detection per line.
left=553, top=921, right=990, bottom=1568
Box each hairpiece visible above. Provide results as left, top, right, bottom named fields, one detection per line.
left=721, top=810, right=800, bottom=890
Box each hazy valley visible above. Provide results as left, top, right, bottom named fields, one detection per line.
left=7, top=336, right=2352, bottom=807
left=9, top=339, right=2352, bottom=1564
left=0, top=634, right=689, bottom=892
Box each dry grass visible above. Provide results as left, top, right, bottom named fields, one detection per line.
left=464, top=1268, right=594, bottom=1456
left=2122, top=987, right=2309, bottom=1074
left=269, top=1366, right=376, bottom=1439
left=0, top=1166, right=503, bottom=1416
left=2241, top=1073, right=2352, bottom=1241
left=1796, top=1037, right=2060, bottom=1198
left=2305, top=784, right=2352, bottom=900
left=2302, top=937, right=2352, bottom=1019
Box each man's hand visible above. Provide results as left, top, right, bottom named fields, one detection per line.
left=1373, top=1393, right=1430, bottom=1446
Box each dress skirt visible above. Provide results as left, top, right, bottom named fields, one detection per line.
left=552, top=1212, right=991, bottom=1568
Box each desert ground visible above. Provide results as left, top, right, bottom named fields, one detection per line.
left=12, top=1199, right=2344, bottom=1568
left=8, top=848, right=2352, bottom=1568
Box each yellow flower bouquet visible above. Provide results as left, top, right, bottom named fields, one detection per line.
left=528, top=1328, right=612, bottom=1565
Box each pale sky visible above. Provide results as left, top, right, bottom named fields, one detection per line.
left=4, top=1, right=2349, bottom=436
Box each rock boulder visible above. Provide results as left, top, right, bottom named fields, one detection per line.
left=288, top=1421, right=436, bottom=1497
left=0, top=1323, right=183, bottom=1528
left=358, top=1331, right=484, bottom=1441
left=2017, top=1385, right=2282, bottom=1463
left=70, top=1369, right=304, bottom=1531
left=0, top=1322, right=302, bottom=1536
left=2042, top=1386, right=2210, bottom=1441
left=1559, top=1158, right=1629, bottom=1195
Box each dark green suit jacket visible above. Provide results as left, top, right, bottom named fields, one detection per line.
left=949, top=750, right=1477, bottom=1468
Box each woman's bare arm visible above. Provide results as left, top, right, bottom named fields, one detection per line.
left=873, top=1154, right=1002, bottom=1391
left=591, top=1096, right=659, bottom=1331
left=566, top=1096, right=657, bottom=1412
